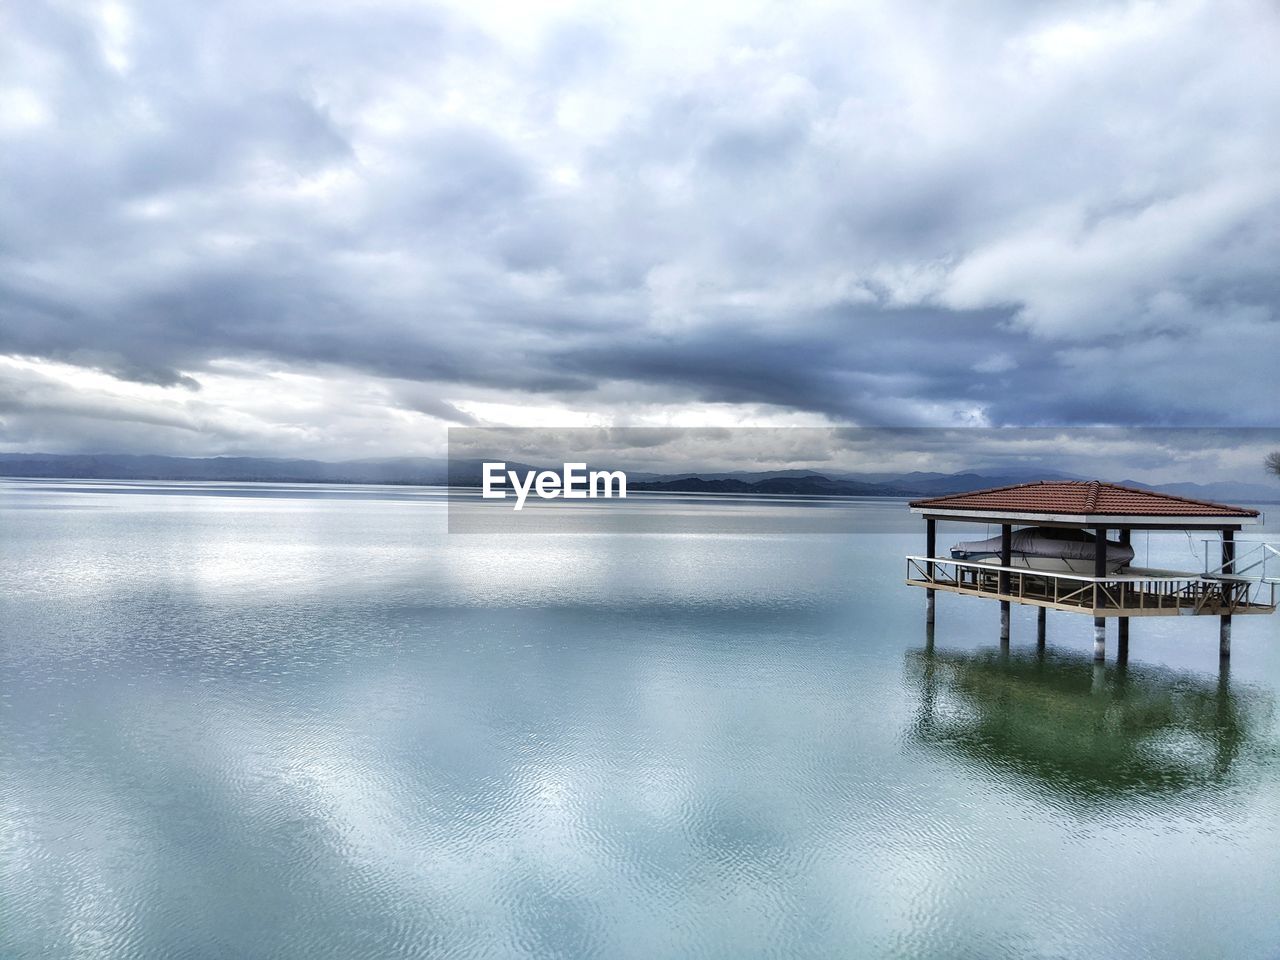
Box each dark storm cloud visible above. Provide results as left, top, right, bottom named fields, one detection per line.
left=1, top=0, right=1277, bottom=458
left=557, top=304, right=1048, bottom=424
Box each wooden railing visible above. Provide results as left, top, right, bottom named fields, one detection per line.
left=905, top=556, right=1277, bottom=616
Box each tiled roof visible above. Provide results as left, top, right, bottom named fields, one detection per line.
left=909, top=480, right=1259, bottom=518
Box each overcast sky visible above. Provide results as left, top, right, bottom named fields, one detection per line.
left=1, top=0, right=1277, bottom=460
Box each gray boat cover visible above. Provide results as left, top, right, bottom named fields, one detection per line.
left=952, top=527, right=1134, bottom=566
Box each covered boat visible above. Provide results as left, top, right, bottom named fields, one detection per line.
left=950, top=526, right=1134, bottom=574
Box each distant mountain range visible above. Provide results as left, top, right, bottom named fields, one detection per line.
left=2, top=453, right=1278, bottom=503
left=0, top=453, right=453, bottom=485
left=628, top=472, right=1280, bottom=503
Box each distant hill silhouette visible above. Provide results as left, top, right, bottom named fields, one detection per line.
left=1, top=454, right=1276, bottom=502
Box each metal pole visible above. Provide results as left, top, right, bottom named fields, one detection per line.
left=1118, top=531, right=1131, bottom=662
left=1119, top=529, right=1131, bottom=609
left=1000, top=524, right=1011, bottom=642
left=999, top=524, right=1012, bottom=594
left=1093, top=527, right=1107, bottom=662
left=1221, top=529, right=1234, bottom=660
left=926, top=517, right=936, bottom=625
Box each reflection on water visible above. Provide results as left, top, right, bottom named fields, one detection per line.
left=907, top=642, right=1273, bottom=808
left=5, top=481, right=1280, bottom=959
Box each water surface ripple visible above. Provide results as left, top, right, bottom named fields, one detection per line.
left=2, top=481, right=1279, bottom=959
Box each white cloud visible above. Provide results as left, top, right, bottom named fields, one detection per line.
left=0, top=0, right=1276, bottom=453
left=0, top=87, right=51, bottom=131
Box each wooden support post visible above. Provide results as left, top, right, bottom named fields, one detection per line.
left=1117, top=533, right=1130, bottom=660
left=999, top=524, right=1012, bottom=594
left=1119, top=529, right=1131, bottom=609
left=1093, top=528, right=1108, bottom=662
left=1221, top=530, right=1234, bottom=660
left=999, top=524, right=1011, bottom=641
left=925, top=518, right=936, bottom=625
left=1036, top=606, right=1046, bottom=649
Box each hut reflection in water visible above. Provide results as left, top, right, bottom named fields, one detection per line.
left=906, top=640, right=1272, bottom=806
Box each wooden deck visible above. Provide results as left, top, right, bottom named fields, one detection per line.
left=905, top=556, right=1277, bottom=618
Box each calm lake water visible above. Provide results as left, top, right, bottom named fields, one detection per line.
left=3, top=479, right=1279, bottom=959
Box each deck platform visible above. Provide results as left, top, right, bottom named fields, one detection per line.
left=906, top=556, right=1277, bottom=618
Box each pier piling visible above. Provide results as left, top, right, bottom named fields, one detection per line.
left=1092, top=526, right=1108, bottom=661
left=998, top=524, right=1012, bottom=642
left=1220, top=531, right=1234, bottom=660
left=925, top=518, right=936, bottom=625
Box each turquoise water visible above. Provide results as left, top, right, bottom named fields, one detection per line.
left=2, top=480, right=1279, bottom=959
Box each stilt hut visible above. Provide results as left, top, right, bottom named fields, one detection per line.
left=905, top=481, right=1276, bottom=661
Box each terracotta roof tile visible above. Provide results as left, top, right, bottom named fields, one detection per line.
left=909, top=480, right=1258, bottom=518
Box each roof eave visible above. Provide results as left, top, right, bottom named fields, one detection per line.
left=909, top=506, right=1260, bottom=526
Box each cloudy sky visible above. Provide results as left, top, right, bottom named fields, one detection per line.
left=1, top=0, right=1277, bottom=459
